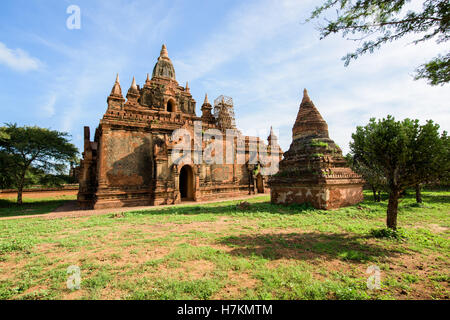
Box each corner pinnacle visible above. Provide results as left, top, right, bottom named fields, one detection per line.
left=131, top=76, right=137, bottom=90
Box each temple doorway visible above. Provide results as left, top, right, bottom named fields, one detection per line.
left=167, top=99, right=175, bottom=112
left=180, top=165, right=194, bottom=200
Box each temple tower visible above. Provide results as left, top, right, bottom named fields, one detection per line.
left=201, top=94, right=215, bottom=123
left=268, top=89, right=363, bottom=209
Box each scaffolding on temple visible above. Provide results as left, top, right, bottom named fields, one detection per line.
left=214, top=95, right=240, bottom=133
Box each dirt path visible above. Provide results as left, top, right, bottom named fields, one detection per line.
left=0, top=194, right=265, bottom=221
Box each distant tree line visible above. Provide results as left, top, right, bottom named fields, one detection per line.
left=0, top=124, right=79, bottom=204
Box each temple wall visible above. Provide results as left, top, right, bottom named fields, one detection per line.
left=102, top=129, right=153, bottom=187
left=92, top=128, right=154, bottom=209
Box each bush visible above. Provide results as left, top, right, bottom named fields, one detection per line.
left=370, top=228, right=406, bottom=241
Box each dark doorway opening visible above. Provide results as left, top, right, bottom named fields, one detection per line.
left=180, top=165, right=194, bottom=200
left=167, top=100, right=174, bottom=112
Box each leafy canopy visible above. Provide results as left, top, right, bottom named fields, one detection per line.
left=349, top=116, right=447, bottom=229
left=308, top=0, right=450, bottom=85
left=350, top=116, right=447, bottom=192
left=0, top=123, right=78, bottom=190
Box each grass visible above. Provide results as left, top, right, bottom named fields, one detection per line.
left=0, top=189, right=448, bottom=300
left=0, top=195, right=76, bottom=218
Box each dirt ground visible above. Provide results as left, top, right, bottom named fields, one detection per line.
left=0, top=190, right=77, bottom=199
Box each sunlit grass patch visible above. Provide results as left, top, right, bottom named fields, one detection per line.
left=0, top=189, right=448, bottom=300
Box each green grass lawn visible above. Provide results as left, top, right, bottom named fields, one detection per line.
left=0, top=190, right=448, bottom=300
left=0, top=195, right=76, bottom=218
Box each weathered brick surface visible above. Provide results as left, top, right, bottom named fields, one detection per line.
left=103, top=131, right=152, bottom=187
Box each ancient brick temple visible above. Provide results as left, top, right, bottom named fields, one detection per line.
left=269, top=89, right=363, bottom=209
left=78, top=45, right=282, bottom=209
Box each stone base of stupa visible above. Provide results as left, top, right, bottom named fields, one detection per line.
left=270, top=178, right=363, bottom=210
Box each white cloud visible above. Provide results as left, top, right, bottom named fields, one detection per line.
left=32, top=0, right=180, bottom=135
left=175, top=0, right=449, bottom=155
left=0, top=42, right=41, bottom=72
left=41, top=94, right=57, bottom=117
left=17, top=0, right=447, bottom=157
left=174, top=0, right=316, bottom=81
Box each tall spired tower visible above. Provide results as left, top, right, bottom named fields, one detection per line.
left=268, top=89, right=363, bottom=209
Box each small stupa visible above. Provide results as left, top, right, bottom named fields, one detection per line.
left=268, top=89, right=363, bottom=209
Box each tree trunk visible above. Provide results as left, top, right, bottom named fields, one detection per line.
left=17, top=170, right=26, bottom=205
left=17, top=184, right=23, bottom=205
left=387, top=191, right=400, bottom=230
left=372, top=186, right=378, bottom=202
left=415, top=184, right=422, bottom=203
left=377, top=191, right=381, bottom=202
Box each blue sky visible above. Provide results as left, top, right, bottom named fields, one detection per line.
left=0, top=0, right=449, bottom=155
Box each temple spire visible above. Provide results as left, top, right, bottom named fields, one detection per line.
left=160, top=44, right=169, bottom=58
left=110, top=73, right=123, bottom=97
left=145, top=73, right=151, bottom=86
left=126, top=76, right=140, bottom=103
left=292, top=88, right=328, bottom=140
left=303, top=88, right=310, bottom=102
left=201, top=93, right=214, bottom=122
left=152, top=44, right=176, bottom=80
left=185, top=81, right=190, bottom=93
left=268, top=126, right=278, bottom=145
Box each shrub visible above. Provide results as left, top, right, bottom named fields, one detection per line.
left=370, top=228, right=406, bottom=241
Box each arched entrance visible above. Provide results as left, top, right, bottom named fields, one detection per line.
left=167, top=99, right=175, bottom=112
left=179, top=165, right=194, bottom=200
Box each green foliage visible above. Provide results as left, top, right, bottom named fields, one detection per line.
left=0, top=238, right=34, bottom=254
left=252, top=164, right=260, bottom=176
left=346, top=152, right=386, bottom=201
left=350, top=115, right=448, bottom=229
left=415, top=53, right=450, bottom=85
left=310, top=139, right=329, bottom=148
left=311, top=153, right=324, bottom=158
left=403, top=273, right=419, bottom=284
left=0, top=123, right=78, bottom=203
left=370, top=228, right=406, bottom=240
left=0, top=151, right=19, bottom=189
left=308, top=0, right=450, bottom=85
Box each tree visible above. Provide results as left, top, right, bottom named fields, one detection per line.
left=411, top=124, right=449, bottom=202
left=345, top=153, right=386, bottom=202
left=308, top=0, right=450, bottom=85
left=350, top=116, right=446, bottom=230
left=0, top=151, right=19, bottom=189
left=0, top=124, right=78, bottom=204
